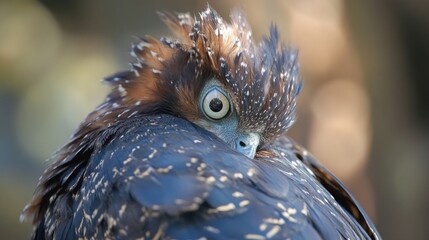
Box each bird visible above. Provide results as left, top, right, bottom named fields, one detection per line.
left=22, top=6, right=381, bottom=240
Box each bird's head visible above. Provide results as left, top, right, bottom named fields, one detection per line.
left=95, top=7, right=302, bottom=159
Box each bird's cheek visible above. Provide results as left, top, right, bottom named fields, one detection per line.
left=193, top=119, right=213, bottom=132
left=193, top=119, right=224, bottom=140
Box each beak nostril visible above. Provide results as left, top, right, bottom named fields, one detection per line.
left=234, top=133, right=260, bottom=159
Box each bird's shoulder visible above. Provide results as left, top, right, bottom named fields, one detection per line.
left=276, top=138, right=381, bottom=240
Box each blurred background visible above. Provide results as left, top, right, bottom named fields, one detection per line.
left=1, top=0, right=428, bottom=239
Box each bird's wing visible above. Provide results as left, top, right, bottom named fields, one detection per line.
left=272, top=137, right=381, bottom=240
left=35, top=114, right=373, bottom=239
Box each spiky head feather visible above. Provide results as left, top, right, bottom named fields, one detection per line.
left=103, top=6, right=301, bottom=141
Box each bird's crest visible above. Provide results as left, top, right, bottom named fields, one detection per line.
left=102, top=6, right=302, bottom=141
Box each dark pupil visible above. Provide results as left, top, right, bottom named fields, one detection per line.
left=209, top=98, right=223, bottom=112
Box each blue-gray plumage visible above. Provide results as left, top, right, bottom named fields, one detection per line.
left=22, top=6, right=381, bottom=240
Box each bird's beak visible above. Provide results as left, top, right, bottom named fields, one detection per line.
left=234, top=132, right=260, bottom=159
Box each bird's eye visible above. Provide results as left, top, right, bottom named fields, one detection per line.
left=202, top=88, right=231, bottom=120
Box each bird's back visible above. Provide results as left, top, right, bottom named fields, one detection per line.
left=32, top=115, right=374, bottom=239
